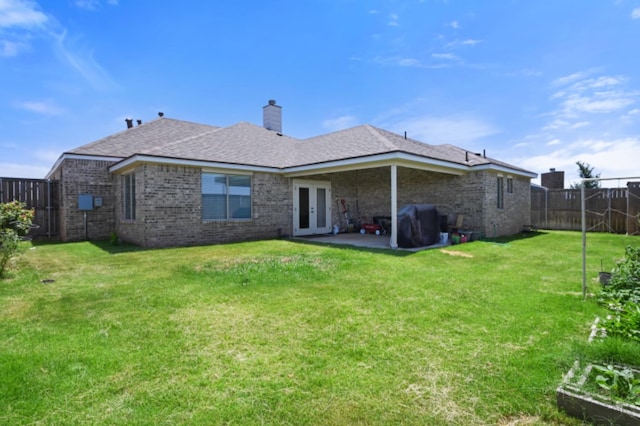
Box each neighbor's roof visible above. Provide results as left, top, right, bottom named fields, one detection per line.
left=57, top=117, right=535, bottom=177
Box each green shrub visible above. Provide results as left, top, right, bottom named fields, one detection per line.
left=0, top=201, right=34, bottom=277
left=0, top=229, right=20, bottom=277
left=599, top=245, right=640, bottom=306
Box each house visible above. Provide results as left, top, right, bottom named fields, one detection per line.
left=46, top=101, right=536, bottom=248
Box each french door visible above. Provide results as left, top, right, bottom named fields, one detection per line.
left=293, top=180, right=331, bottom=236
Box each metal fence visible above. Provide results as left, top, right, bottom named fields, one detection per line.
left=531, top=182, right=640, bottom=235
left=0, top=178, right=60, bottom=238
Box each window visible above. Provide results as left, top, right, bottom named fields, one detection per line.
left=507, top=177, right=513, bottom=194
left=497, top=176, right=504, bottom=209
left=123, top=173, right=136, bottom=220
left=202, top=173, right=251, bottom=220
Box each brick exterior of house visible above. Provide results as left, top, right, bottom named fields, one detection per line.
left=52, top=158, right=531, bottom=247
left=47, top=114, right=534, bottom=248
left=49, top=158, right=117, bottom=242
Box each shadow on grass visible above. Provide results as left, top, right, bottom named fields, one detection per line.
left=29, top=239, right=148, bottom=255
left=482, top=230, right=549, bottom=244
left=27, top=231, right=549, bottom=257
left=288, top=238, right=418, bottom=257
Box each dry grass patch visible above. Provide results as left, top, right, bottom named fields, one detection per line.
left=440, top=249, right=474, bottom=258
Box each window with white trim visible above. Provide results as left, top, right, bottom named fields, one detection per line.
left=123, top=173, right=136, bottom=220
left=202, top=173, right=251, bottom=220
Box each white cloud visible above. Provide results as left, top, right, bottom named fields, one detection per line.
left=449, top=21, right=460, bottom=29
left=391, top=115, right=500, bottom=146
left=461, top=39, right=482, bottom=46
left=74, top=0, right=118, bottom=10
left=547, top=138, right=561, bottom=146
left=432, top=53, right=459, bottom=60
left=0, top=162, right=50, bottom=179
left=569, top=121, right=590, bottom=129
left=322, top=115, right=359, bottom=132
left=53, top=30, right=118, bottom=91
left=514, top=137, right=640, bottom=186
left=372, top=55, right=448, bottom=69
left=632, top=8, right=640, bottom=19
left=552, top=71, right=590, bottom=87
left=544, top=72, right=638, bottom=130
left=35, top=148, right=61, bottom=163
left=0, top=0, right=48, bottom=28
left=0, top=39, right=22, bottom=56
left=14, top=99, right=64, bottom=115
left=561, top=93, right=634, bottom=114
left=388, top=13, right=399, bottom=26
left=74, top=0, right=100, bottom=10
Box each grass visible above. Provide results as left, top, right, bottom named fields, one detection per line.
left=0, top=230, right=637, bottom=425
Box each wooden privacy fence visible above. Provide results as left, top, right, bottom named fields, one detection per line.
left=531, top=182, right=640, bottom=235
left=0, top=178, right=60, bottom=239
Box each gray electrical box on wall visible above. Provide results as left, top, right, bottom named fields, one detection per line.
left=78, top=194, right=94, bottom=210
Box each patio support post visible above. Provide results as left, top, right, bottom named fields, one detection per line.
left=390, top=164, right=398, bottom=249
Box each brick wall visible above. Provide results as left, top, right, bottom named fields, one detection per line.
left=116, top=164, right=291, bottom=248
left=55, top=158, right=117, bottom=242
left=56, top=158, right=530, bottom=247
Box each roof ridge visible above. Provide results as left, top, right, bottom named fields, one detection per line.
left=145, top=127, right=224, bottom=154
left=363, top=125, right=398, bottom=151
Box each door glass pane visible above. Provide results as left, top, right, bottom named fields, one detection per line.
left=316, top=188, right=326, bottom=228
left=299, top=187, right=310, bottom=229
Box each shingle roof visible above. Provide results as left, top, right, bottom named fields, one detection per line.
left=64, top=117, right=534, bottom=175
left=69, top=118, right=219, bottom=158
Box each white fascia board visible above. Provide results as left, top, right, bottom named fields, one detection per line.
left=108, top=155, right=280, bottom=174
left=45, top=153, right=124, bottom=179
left=471, top=163, right=538, bottom=179
left=282, top=152, right=468, bottom=177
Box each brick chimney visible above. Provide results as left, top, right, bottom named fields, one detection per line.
left=541, top=168, right=565, bottom=189
left=263, top=100, right=282, bottom=133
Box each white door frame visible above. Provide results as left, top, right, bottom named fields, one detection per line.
left=293, top=179, right=332, bottom=236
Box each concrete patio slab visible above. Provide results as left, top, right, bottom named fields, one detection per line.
left=290, top=233, right=451, bottom=252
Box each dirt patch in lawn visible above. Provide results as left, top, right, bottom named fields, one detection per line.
left=440, top=249, right=474, bottom=258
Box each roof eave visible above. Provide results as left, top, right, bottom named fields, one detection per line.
left=282, top=152, right=469, bottom=177
left=470, top=163, right=538, bottom=178
left=45, top=153, right=125, bottom=179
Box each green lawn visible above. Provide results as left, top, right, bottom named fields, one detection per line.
left=0, top=231, right=636, bottom=425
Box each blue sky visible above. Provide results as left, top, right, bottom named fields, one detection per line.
left=1, top=0, right=640, bottom=185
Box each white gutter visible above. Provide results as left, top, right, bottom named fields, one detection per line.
left=470, top=163, right=538, bottom=179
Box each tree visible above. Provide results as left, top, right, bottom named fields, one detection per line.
left=570, top=161, right=600, bottom=189
left=0, top=201, right=34, bottom=277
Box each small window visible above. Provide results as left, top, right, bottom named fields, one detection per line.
left=202, top=173, right=251, bottom=220
left=507, top=177, right=513, bottom=194
left=123, top=173, right=136, bottom=220
left=497, top=176, right=504, bottom=209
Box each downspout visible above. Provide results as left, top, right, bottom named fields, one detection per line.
left=390, top=165, right=398, bottom=249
